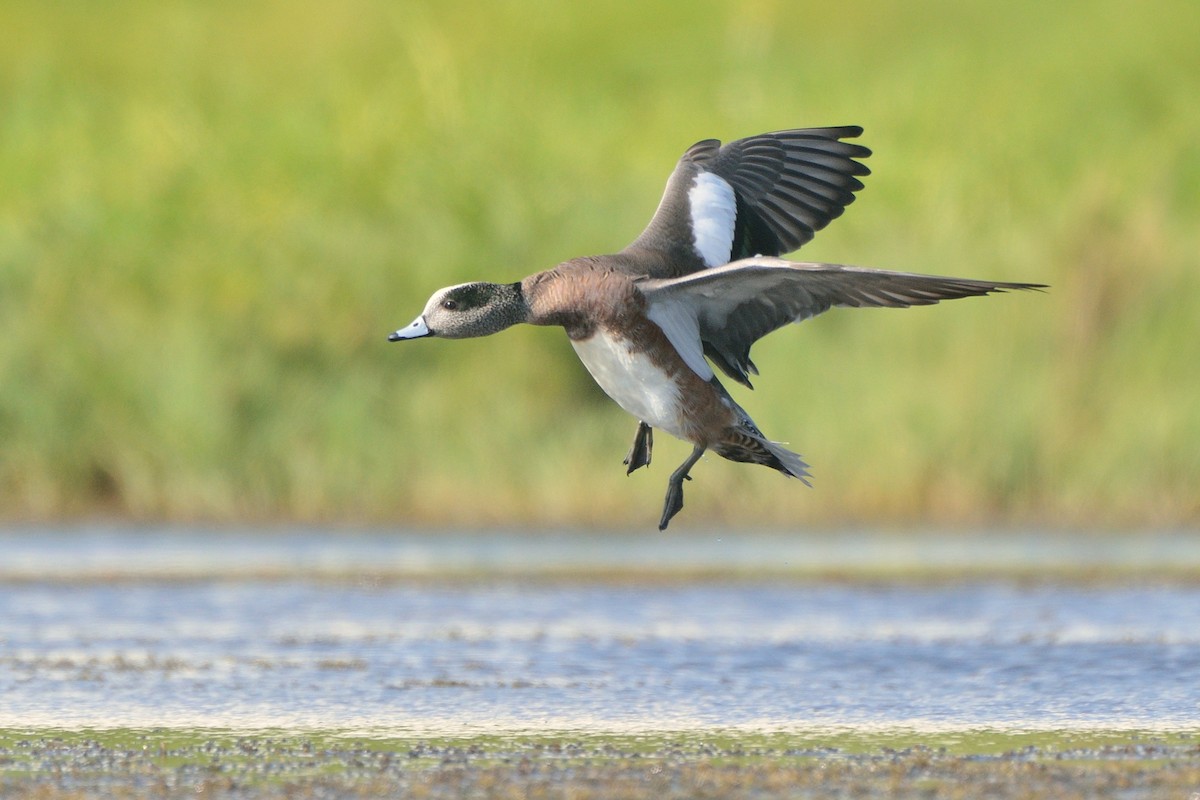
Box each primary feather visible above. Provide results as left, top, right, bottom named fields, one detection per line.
left=638, top=256, right=1047, bottom=387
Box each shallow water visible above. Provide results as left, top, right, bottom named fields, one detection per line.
left=1, top=528, right=1198, bottom=734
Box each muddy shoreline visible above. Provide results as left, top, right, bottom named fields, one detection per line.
left=3, top=730, right=1198, bottom=799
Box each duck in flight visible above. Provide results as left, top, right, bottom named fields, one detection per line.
left=389, top=127, right=1044, bottom=529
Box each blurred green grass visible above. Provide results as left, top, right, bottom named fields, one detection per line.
left=1, top=0, right=1197, bottom=527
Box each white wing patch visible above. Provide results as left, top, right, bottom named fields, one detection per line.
left=646, top=299, right=713, bottom=381
left=687, top=171, right=736, bottom=268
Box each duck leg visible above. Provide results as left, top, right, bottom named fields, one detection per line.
left=658, top=445, right=705, bottom=531
left=623, top=422, right=654, bottom=475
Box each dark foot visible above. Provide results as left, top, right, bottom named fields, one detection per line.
left=623, top=422, right=653, bottom=475
left=659, top=482, right=684, bottom=530
left=657, top=445, right=705, bottom=531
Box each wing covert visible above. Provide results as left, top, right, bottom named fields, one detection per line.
left=639, top=257, right=1046, bottom=387
left=621, top=128, right=871, bottom=278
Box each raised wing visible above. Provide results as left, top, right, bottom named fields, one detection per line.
left=639, top=257, right=1047, bottom=387
left=621, top=128, right=871, bottom=278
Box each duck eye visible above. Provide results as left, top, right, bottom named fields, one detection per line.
left=441, top=299, right=458, bottom=310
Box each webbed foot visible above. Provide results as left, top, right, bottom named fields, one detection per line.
left=623, top=422, right=653, bottom=475
left=657, top=445, right=705, bottom=531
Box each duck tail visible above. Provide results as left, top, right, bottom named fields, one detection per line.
left=712, top=429, right=813, bottom=486
left=709, top=379, right=813, bottom=485
left=761, top=438, right=813, bottom=486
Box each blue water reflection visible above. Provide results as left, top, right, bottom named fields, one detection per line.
left=1, top=528, right=1198, bottom=733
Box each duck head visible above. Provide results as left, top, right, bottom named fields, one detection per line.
left=388, top=281, right=528, bottom=341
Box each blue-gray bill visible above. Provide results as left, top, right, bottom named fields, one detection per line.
left=389, top=316, right=431, bottom=341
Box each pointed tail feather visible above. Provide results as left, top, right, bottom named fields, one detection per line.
left=709, top=383, right=813, bottom=484
left=762, top=439, right=813, bottom=486
left=712, top=430, right=813, bottom=485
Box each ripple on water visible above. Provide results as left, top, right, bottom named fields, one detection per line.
left=1, top=528, right=1199, bottom=733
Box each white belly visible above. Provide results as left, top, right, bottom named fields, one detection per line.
left=571, top=330, right=685, bottom=439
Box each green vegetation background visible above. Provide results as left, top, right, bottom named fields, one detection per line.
left=2, top=0, right=1197, bottom=528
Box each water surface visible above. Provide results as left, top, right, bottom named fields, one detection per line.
left=2, top=527, right=1198, bottom=734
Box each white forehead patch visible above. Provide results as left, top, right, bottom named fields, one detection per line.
left=687, top=171, right=736, bottom=268
left=423, top=282, right=471, bottom=314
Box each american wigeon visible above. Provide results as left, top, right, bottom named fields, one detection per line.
left=390, top=127, right=1044, bottom=529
